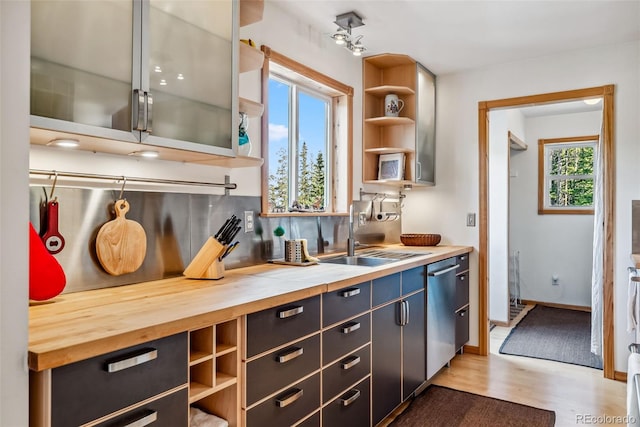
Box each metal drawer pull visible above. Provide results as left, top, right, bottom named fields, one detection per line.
left=339, top=389, right=361, bottom=407
left=428, top=264, right=460, bottom=277
left=278, top=306, right=303, bottom=319
left=132, top=89, right=145, bottom=131
left=277, top=347, right=304, bottom=363
left=459, top=255, right=467, bottom=261
left=339, top=288, right=361, bottom=298
left=459, top=275, right=466, bottom=281
left=123, top=411, right=157, bottom=427
left=341, top=322, right=361, bottom=334
left=341, top=355, right=361, bottom=370
left=106, top=349, right=157, bottom=373
left=276, top=388, right=303, bottom=408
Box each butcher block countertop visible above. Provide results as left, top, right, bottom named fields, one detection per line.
left=633, top=254, right=640, bottom=269
left=29, top=244, right=472, bottom=371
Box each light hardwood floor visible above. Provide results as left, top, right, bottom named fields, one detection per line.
left=430, top=318, right=627, bottom=426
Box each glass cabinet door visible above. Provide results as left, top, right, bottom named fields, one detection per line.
left=143, top=0, right=236, bottom=154
left=30, top=0, right=138, bottom=141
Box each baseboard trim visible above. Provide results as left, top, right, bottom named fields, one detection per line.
left=520, top=299, right=591, bottom=312
left=462, top=345, right=480, bottom=355
left=614, top=371, right=627, bottom=382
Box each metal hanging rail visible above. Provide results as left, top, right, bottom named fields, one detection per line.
left=29, top=169, right=237, bottom=191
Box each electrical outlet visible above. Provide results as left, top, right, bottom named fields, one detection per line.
left=244, top=211, right=254, bottom=233
left=466, top=213, right=476, bottom=227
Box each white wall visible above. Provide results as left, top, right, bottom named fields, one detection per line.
left=402, top=40, right=640, bottom=371
left=488, top=110, right=509, bottom=323
left=510, top=110, right=601, bottom=307
left=0, top=1, right=30, bottom=425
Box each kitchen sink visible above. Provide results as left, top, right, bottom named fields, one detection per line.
left=320, top=249, right=430, bottom=267
left=321, top=255, right=396, bottom=267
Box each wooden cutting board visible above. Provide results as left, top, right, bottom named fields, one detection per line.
left=96, top=199, right=147, bottom=276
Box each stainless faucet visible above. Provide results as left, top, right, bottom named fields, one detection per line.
left=347, top=203, right=356, bottom=256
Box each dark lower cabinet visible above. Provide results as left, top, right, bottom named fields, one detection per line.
left=95, top=388, right=187, bottom=427
left=455, top=308, right=470, bottom=351
left=246, top=373, right=320, bottom=427
left=322, top=377, right=370, bottom=427
left=372, top=302, right=402, bottom=425
left=402, top=291, right=426, bottom=400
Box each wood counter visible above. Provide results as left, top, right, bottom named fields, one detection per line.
left=632, top=253, right=640, bottom=269
left=29, top=245, right=472, bottom=371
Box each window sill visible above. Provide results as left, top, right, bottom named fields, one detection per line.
left=259, top=212, right=349, bottom=218
left=538, top=209, right=595, bottom=215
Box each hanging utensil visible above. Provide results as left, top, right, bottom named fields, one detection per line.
left=41, top=198, right=65, bottom=255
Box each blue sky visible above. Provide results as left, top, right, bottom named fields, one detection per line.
left=268, top=78, right=327, bottom=176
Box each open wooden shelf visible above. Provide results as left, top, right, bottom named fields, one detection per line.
left=239, top=42, right=264, bottom=73
left=192, top=155, right=264, bottom=168
left=188, top=318, right=240, bottom=425
left=509, top=131, right=528, bottom=151
left=365, top=85, right=415, bottom=97
left=239, top=97, right=264, bottom=117
left=364, top=147, right=415, bottom=154
left=240, top=0, right=264, bottom=27
left=365, top=116, right=415, bottom=126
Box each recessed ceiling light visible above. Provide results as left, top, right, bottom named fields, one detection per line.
left=154, top=66, right=162, bottom=73
left=177, top=73, right=184, bottom=80
left=129, top=150, right=159, bottom=158
left=160, top=79, right=167, bottom=86
left=583, top=98, right=602, bottom=105
left=47, top=138, right=79, bottom=148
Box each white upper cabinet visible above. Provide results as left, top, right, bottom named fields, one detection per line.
left=30, top=0, right=238, bottom=158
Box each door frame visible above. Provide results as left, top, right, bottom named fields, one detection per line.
left=477, top=85, right=615, bottom=378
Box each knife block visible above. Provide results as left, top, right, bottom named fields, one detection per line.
left=183, top=237, right=226, bottom=280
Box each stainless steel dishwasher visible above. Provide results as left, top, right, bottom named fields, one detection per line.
left=426, top=257, right=459, bottom=379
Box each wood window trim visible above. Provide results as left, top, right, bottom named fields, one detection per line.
left=478, top=85, right=615, bottom=379
left=259, top=45, right=353, bottom=216
left=537, top=135, right=599, bottom=215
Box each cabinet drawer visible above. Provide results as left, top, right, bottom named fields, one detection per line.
left=322, top=377, right=370, bottom=427
left=295, top=411, right=320, bottom=427
left=95, top=388, right=188, bottom=427
left=322, top=344, right=370, bottom=402
left=246, top=334, right=321, bottom=407
left=246, top=295, right=321, bottom=358
left=372, top=273, right=400, bottom=307
left=323, top=282, right=370, bottom=327
left=455, top=272, right=469, bottom=310
left=51, top=333, right=187, bottom=427
left=402, top=266, right=425, bottom=295
left=456, top=308, right=470, bottom=351
left=322, top=313, right=370, bottom=365
left=457, top=253, right=470, bottom=272
left=246, top=373, right=320, bottom=427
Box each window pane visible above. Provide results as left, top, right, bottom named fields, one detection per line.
left=549, top=179, right=594, bottom=207
left=267, top=78, right=290, bottom=213
left=295, top=91, right=328, bottom=211
left=549, top=146, right=594, bottom=176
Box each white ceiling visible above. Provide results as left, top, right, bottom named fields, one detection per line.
left=271, top=0, right=640, bottom=75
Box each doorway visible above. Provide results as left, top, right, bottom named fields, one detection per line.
left=477, top=85, right=615, bottom=378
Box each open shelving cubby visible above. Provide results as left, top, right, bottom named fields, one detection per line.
left=188, top=318, right=240, bottom=426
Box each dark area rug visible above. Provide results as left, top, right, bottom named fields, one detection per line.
left=499, top=305, right=602, bottom=369
left=389, top=385, right=555, bottom=427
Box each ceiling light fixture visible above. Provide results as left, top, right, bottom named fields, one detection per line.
left=330, top=11, right=367, bottom=57
left=47, top=138, right=79, bottom=148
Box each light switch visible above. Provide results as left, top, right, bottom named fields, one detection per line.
left=466, top=213, right=476, bottom=227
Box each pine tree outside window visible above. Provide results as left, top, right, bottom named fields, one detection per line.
left=538, top=135, right=598, bottom=215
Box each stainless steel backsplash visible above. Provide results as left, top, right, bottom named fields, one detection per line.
left=29, top=188, right=401, bottom=293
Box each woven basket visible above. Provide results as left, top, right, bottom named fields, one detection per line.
left=400, top=233, right=441, bottom=246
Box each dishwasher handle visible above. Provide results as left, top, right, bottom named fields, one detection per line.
left=428, top=264, right=460, bottom=277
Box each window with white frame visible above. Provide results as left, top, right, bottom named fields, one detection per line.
left=262, top=48, right=353, bottom=215
left=538, top=135, right=598, bottom=214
